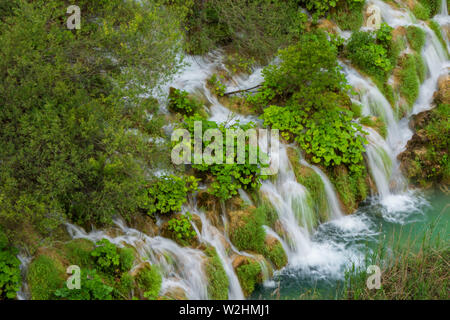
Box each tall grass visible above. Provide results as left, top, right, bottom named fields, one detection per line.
left=344, top=215, right=449, bottom=300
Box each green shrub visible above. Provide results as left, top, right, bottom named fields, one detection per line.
left=167, top=212, right=197, bottom=245
left=54, top=269, right=113, bottom=300
left=182, top=0, right=306, bottom=62
left=346, top=30, right=393, bottom=82
left=406, top=26, right=426, bottom=52
left=28, top=255, right=65, bottom=300
left=91, top=239, right=134, bottom=275
left=142, top=175, right=198, bottom=215
left=331, top=0, right=364, bottom=31
left=135, top=264, right=162, bottom=300
left=204, top=247, right=229, bottom=300
left=179, top=115, right=268, bottom=200
left=0, top=229, right=21, bottom=300
left=168, top=88, right=202, bottom=115
left=236, top=260, right=261, bottom=296
left=207, top=74, right=226, bottom=97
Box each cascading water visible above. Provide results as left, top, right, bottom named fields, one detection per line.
left=66, top=220, right=209, bottom=300
left=299, top=160, right=344, bottom=219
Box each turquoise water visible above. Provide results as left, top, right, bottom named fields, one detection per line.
left=251, top=189, right=449, bottom=299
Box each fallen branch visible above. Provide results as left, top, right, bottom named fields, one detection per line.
left=223, top=84, right=262, bottom=96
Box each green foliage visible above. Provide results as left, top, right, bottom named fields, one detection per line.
left=346, top=28, right=394, bottom=82
left=28, top=255, right=65, bottom=300
left=135, top=264, right=162, bottom=300
left=182, top=0, right=307, bottom=63
left=263, top=242, right=287, bottom=270
left=207, top=74, right=226, bottom=97
left=0, top=228, right=21, bottom=300
left=331, top=0, right=364, bottom=31
left=406, top=26, right=426, bottom=52
left=302, top=0, right=364, bottom=20
left=401, top=104, right=449, bottom=186
left=236, top=260, right=261, bottom=296
left=167, top=212, right=197, bottom=243
left=230, top=208, right=266, bottom=253
left=63, top=239, right=95, bottom=268
left=54, top=269, right=113, bottom=300
left=360, top=116, right=388, bottom=139
left=180, top=115, right=268, bottom=200
left=91, top=239, right=134, bottom=274
left=0, top=0, right=184, bottom=232
left=168, top=88, right=202, bottom=115
left=398, top=54, right=421, bottom=108
left=413, top=2, right=431, bottom=20
left=204, top=247, right=229, bottom=300
left=418, top=0, right=442, bottom=17
left=429, top=20, right=449, bottom=56
left=142, top=175, right=198, bottom=215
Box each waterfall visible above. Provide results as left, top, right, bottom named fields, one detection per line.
left=299, top=160, right=344, bottom=219
left=66, top=219, right=209, bottom=300
left=186, top=208, right=245, bottom=300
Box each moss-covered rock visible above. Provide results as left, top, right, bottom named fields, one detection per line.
left=399, top=103, right=449, bottom=188
left=63, top=239, right=95, bottom=268
left=233, top=255, right=263, bottom=297
left=27, top=253, right=66, bottom=300
left=204, top=246, right=229, bottom=300
left=228, top=206, right=265, bottom=253
left=262, top=235, right=287, bottom=269
left=287, top=148, right=328, bottom=224
left=131, top=261, right=162, bottom=300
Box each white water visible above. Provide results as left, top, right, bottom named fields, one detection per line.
left=66, top=219, right=209, bottom=300
left=299, top=159, right=344, bottom=219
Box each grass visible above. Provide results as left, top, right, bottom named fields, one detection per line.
left=406, top=26, right=426, bottom=52
left=344, top=218, right=449, bottom=299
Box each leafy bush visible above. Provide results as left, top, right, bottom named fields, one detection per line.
left=182, top=0, right=307, bottom=62
left=406, top=26, right=426, bottom=52
left=91, top=239, right=134, bottom=274
left=54, top=269, right=113, bottom=300
left=331, top=0, right=364, bottom=31
left=168, top=88, right=202, bottom=115
left=346, top=29, right=393, bottom=82
left=142, top=175, right=198, bottom=215
left=207, top=74, right=226, bottom=97
left=0, top=229, right=21, bottom=300
left=167, top=212, right=197, bottom=244
left=180, top=115, right=268, bottom=200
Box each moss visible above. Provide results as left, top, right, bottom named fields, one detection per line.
left=413, top=2, right=431, bottom=20
left=287, top=148, right=328, bottom=223
left=27, top=254, right=65, bottom=300
left=204, top=247, right=229, bottom=300
left=413, top=53, right=427, bottom=83
left=135, top=263, right=162, bottom=300
left=257, top=201, right=278, bottom=228
left=235, top=260, right=262, bottom=297
left=360, top=116, right=388, bottom=139
left=329, top=166, right=369, bottom=213
left=406, top=26, right=426, bottom=52
left=262, top=237, right=287, bottom=270
left=429, top=20, right=449, bottom=57
left=63, top=239, right=95, bottom=268
left=399, top=54, right=421, bottom=108
left=228, top=206, right=266, bottom=253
